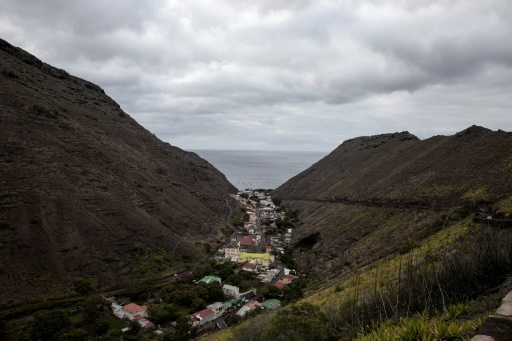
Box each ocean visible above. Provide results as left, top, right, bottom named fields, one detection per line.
left=192, top=150, right=327, bottom=191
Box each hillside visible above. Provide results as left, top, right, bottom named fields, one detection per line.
left=274, top=127, right=512, bottom=281
left=0, top=38, right=237, bottom=306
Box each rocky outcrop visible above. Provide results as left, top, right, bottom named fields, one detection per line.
left=0, top=38, right=237, bottom=305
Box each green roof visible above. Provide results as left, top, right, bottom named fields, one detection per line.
left=261, top=299, right=281, bottom=309
left=238, top=252, right=270, bottom=260
left=198, top=275, right=221, bottom=284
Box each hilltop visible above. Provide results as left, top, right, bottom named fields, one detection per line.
left=274, top=126, right=512, bottom=281
left=0, top=38, right=237, bottom=306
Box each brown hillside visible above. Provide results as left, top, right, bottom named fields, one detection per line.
left=274, top=127, right=512, bottom=280
left=0, top=38, right=236, bottom=305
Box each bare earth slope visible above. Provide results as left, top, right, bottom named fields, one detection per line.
left=274, top=128, right=512, bottom=280
left=0, top=38, right=237, bottom=305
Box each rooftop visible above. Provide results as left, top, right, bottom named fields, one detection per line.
left=238, top=252, right=270, bottom=260
left=198, top=275, right=221, bottom=284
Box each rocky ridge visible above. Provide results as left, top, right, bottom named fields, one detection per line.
left=0, top=38, right=237, bottom=305
left=274, top=126, right=512, bottom=280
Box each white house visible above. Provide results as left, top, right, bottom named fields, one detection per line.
left=207, top=302, right=224, bottom=317
left=222, top=284, right=240, bottom=298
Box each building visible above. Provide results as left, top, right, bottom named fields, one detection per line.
left=242, top=263, right=257, bottom=272
left=207, top=302, right=224, bottom=317
left=224, top=241, right=240, bottom=259
left=237, top=236, right=254, bottom=248
left=191, top=308, right=216, bottom=326
left=197, top=275, right=221, bottom=285
left=134, top=315, right=155, bottom=328
left=237, top=252, right=275, bottom=267
left=111, top=303, right=154, bottom=328
left=222, top=284, right=240, bottom=298
left=274, top=280, right=287, bottom=289
left=123, top=303, right=148, bottom=318
left=282, top=275, right=294, bottom=283
left=236, top=300, right=261, bottom=317
left=261, top=299, right=281, bottom=310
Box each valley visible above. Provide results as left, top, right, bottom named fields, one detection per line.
left=1, top=37, right=512, bottom=341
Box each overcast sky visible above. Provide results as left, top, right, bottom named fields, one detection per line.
left=1, top=0, right=511, bottom=151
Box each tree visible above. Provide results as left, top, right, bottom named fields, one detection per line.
left=218, top=267, right=234, bottom=281
left=205, top=282, right=224, bottom=302
left=55, top=330, right=87, bottom=341
left=81, top=296, right=104, bottom=321
left=193, top=264, right=215, bottom=281
left=150, top=303, right=180, bottom=324
left=174, top=316, right=195, bottom=340
left=191, top=297, right=206, bottom=312
left=95, top=320, right=110, bottom=336
left=262, top=285, right=282, bottom=299
left=32, top=310, right=70, bottom=340
left=126, top=282, right=154, bottom=301
left=73, top=279, right=93, bottom=295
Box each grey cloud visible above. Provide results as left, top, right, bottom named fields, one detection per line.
left=0, top=0, right=511, bottom=151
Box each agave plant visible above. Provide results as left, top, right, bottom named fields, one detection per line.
left=431, top=318, right=464, bottom=340
left=398, top=315, right=432, bottom=341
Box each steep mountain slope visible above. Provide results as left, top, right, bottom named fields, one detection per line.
left=274, top=128, right=512, bottom=280
left=0, top=38, right=237, bottom=305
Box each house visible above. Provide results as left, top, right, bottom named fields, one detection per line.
left=237, top=252, right=275, bottom=267
left=274, top=280, right=287, bottom=290
left=197, top=275, right=221, bottom=285
left=224, top=241, right=240, bottom=259
left=111, top=303, right=155, bottom=328
left=242, top=263, right=257, bottom=272
left=123, top=303, right=148, bottom=318
left=261, top=299, right=281, bottom=310
left=222, top=284, right=240, bottom=298
left=236, top=300, right=261, bottom=317
left=237, top=236, right=254, bottom=247
left=207, top=302, right=224, bottom=317
left=134, top=315, right=155, bottom=328
left=191, top=308, right=216, bottom=326
left=281, top=275, right=295, bottom=284
left=111, top=303, right=126, bottom=319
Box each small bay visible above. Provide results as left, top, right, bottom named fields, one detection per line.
left=192, top=150, right=327, bottom=190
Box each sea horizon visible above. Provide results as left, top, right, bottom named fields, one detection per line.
left=191, top=149, right=327, bottom=191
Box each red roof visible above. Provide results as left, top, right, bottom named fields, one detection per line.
left=195, top=308, right=215, bottom=319
left=134, top=315, right=155, bottom=328
left=274, top=280, right=287, bottom=289
left=243, top=263, right=256, bottom=269
left=282, top=275, right=295, bottom=283
left=123, top=303, right=147, bottom=315
left=237, top=236, right=253, bottom=246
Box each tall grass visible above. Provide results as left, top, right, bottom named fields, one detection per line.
left=323, top=226, right=512, bottom=338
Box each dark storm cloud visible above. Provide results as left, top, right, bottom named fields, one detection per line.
left=1, top=0, right=511, bottom=150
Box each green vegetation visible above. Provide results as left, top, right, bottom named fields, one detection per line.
left=461, top=187, right=490, bottom=205
left=495, top=197, right=512, bottom=218
left=230, top=303, right=339, bottom=341
left=73, top=279, right=93, bottom=295
left=134, top=247, right=178, bottom=277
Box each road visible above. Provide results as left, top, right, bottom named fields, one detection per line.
left=268, top=262, right=285, bottom=285
left=256, top=209, right=264, bottom=252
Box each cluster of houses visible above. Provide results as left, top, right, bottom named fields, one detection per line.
left=189, top=274, right=285, bottom=327
left=101, top=190, right=298, bottom=333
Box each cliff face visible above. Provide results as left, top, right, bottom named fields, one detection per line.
left=274, top=127, right=512, bottom=280
left=0, top=38, right=237, bottom=305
